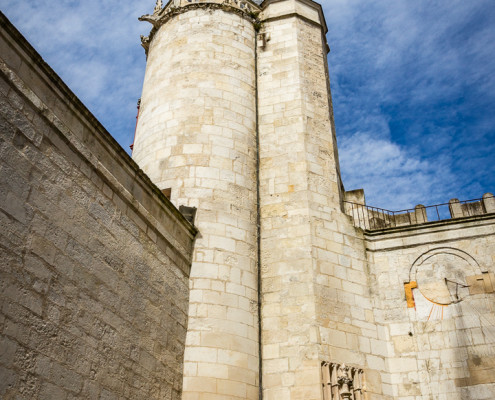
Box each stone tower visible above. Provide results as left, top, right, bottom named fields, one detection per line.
left=133, top=1, right=261, bottom=398
left=133, top=1, right=366, bottom=399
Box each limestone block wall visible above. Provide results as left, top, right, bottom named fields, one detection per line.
left=258, top=2, right=392, bottom=399
left=258, top=4, right=329, bottom=398
left=365, top=216, right=495, bottom=399
left=0, top=15, right=196, bottom=400
left=315, top=221, right=392, bottom=400
left=133, top=5, right=260, bottom=399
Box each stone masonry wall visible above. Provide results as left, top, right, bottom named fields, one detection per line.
left=0, top=14, right=196, bottom=400
left=366, top=217, right=495, bottom=399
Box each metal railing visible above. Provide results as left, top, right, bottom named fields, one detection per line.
left=344, top=195, right=495, bottom=231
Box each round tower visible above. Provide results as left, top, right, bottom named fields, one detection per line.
left=133, top=1, right=261, bottom=398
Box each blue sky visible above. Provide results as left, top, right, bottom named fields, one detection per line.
left=2, top=0, right=494, bottom=210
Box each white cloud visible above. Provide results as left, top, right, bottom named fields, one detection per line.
left=1, top=0, right=151, bottom=146
left=324, top=0, right=495, bottom=207
left=2, top=0, right=493, bottom=207
left=339, top=132, right=458, bottom=210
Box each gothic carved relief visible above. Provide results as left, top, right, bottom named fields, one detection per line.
left=322, top=362, right=366, bottom=400
left=154, top=0, right=163, bottom=15
left=140, top=35, right=150, bottom=55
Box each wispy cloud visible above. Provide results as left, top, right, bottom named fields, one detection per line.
left=2, top=0, right=493, bottom=209
left=1, top=0, right=151, bottom=147
left=324, top=0, right=495, bottom=208
left=339, top=132, right=457, bottom=210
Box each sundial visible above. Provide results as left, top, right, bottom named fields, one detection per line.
left=415, top=259, right=469, bottom=306
left=404, top=249, right=494, bottom=320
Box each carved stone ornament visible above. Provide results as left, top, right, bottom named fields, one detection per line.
left=139, top=13, right=162, bottom=29
left=139, top=0, right=261, bottom=56
left=154, top=0, right=164, bottom=14
left=140, top=35, right=150, bottom=55
left=322, top=362, right=365, bottom=400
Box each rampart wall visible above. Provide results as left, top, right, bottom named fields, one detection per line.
left=0, top=14, right=196, bottom=400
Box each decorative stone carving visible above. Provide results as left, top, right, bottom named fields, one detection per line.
left=322, top=362, right=365, bottom=400
left=140, top=35, right=150, bottom=55
left=154, top=0, right=164, bottom=15
left=139, top=0, right=261, bottom=46
left=337, top=364, right=353, bottom=399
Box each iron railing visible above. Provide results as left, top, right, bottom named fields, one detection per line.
left=344, top=195, right=495, bottom=231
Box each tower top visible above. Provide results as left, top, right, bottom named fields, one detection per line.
left=139, top=0, right=263, bottom=55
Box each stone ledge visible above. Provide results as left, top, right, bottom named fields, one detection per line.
left=365, top=213, right=495, bottom=237
left=364, top=213, right=495, bottom=252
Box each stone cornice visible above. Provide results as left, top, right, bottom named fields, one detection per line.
left=364, top=212, right=495, bottom=238
left=364, top=213, right=495, bottom=253
left=260, top=0, right=328, bottom=33
left=140, top=0, right=262, bottom=55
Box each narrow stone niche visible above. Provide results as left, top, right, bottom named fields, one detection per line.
left=321, top=362, right=366, bottom=400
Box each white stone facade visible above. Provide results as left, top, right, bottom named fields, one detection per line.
left=133, top=1, right=495, bottom=399
left=365, top=218, right=495, bottom=400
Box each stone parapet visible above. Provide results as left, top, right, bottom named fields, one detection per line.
left=345, top=192, right=495, bottom=231
left=483, top=192, right=495, bottom=213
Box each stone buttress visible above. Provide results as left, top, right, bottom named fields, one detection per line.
left=257, top=2, right=381, bottom=400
